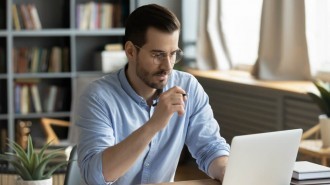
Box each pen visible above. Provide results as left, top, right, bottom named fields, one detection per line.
left=152, top=93, right=187, bottom=107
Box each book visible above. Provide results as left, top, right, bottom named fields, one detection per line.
left=46, top=85, right=58, bottom=112
left=101, top=3, right=113, bottom=29
left=30, top=84, right=42, bottom=113
left=27, top=4, right=42, bottom=29
left=14, top=84, right=21, bottom=113
left=30, top=47, right=39, bottom=73
left=20, top=84, right=29, bottom=114
left=20, top=4, right=34, bottom=30
left=291, top=177, right=330, bottom=185
left=40, top=48, right=49, bottom=72
left=292, top=161, right=330, bottom=180
left=12, top=4, right=21, bottom=30
left=80, top=1, right=93, bottom=30
left=17, top=47, right=29, bottom=73
left=49, top=47, right=62, bottom=72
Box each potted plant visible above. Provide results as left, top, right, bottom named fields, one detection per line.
left=0, top=135, right=69, bottom=185
left=307, top=80, right=330, bottom=148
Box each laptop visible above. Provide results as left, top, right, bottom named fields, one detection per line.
left=222, top=129, right=302, bottom=185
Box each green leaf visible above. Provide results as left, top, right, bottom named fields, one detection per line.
left=315, top=81, right=330, bottom=105
left=8, top=140, right=29, bottom=164
left=43, top=161, right=68, bottom=179
left=1, top=134, right=69, bottom=180
left=3, top=152, right=29, bottom=170
left=27, top=135, right=34, bottom=161
left=0, top=154, right=33, bottom=180
left=307, top=92, right=330, bottom=116
left=311, top=81, right=330, bottom=117
left=29, top=152, right=39, bottom=177
left=37, top=139, right=54, bottom=160
left=33, top=152, right=65, bottom=178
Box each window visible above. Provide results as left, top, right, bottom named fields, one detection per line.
left=183, top=0, right=330, bottom=78
left=221, top=0, right=263, bottom=70
left=305, top=0, right=330, bottom=78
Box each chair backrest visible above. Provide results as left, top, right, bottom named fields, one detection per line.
left=64, top=145, right=84, bottom=185
left=68, top=76, right=101, bottom=144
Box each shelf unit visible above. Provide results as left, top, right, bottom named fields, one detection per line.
left=1, top=0, right=137, bottom=149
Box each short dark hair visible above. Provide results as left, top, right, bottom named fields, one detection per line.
left=124, top=4, right=181, bottom=47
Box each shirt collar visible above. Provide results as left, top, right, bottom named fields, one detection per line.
left=118, top=67, right=146, bottom=106
left=118, top=66, right=174, bottom=106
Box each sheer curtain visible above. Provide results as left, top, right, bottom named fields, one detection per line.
left=196, top=0, right=262, bottom=71
left=196, top=0, right=330, bottom=80
left=305, top=0, right=330, bottom=78
left=253, top=0, right=311, bottom=80
left=196, top=0, right=231, bottom=70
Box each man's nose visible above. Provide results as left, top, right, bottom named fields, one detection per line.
left=160, top=55, right=173, bottom=69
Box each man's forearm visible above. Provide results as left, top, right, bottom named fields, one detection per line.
left=208, top=156, right=229, bottom=182
left=102, top=121, right=159, bottom=181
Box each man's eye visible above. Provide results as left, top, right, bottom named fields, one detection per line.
left=154, top=53, right=167, bottom=58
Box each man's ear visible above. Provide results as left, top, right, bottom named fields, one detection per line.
left=125, top=41, right=135, bottom=62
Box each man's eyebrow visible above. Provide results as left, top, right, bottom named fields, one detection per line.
left=150, top=49, right=166, bottom=53
left=151, top=49, right=180, bottom=53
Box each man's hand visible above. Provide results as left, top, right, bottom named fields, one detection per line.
left=149, top=86, right=187, bottom=130
left=208, top=156, right=229, bottom=182
left=102, top=87, right=187, bottom=181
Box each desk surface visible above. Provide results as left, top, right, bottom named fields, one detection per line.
left=145, top=179, right=220, bottom=185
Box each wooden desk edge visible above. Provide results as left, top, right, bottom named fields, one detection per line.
left=144, top=179, right=220, bottom=185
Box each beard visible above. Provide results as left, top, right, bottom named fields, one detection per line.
left=136, top=58, right=171, bottom=90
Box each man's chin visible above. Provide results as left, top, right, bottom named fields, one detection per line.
left=150, top=80, right=167, bottom=89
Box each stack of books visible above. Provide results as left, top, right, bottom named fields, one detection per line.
left=291, top=161, right=330, bottom=185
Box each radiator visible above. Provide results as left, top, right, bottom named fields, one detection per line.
left=196, top=77, right=322, bottom=142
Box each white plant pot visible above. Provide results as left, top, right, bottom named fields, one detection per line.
left=16, top=177, right=52, bottom=185
left=319, top=114, right=330, bottom=148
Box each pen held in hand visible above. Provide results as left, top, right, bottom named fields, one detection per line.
left=152, top=93, right=188, bottom=107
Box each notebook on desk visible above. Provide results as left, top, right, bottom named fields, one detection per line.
left=222, top=129, right=303, bottom=185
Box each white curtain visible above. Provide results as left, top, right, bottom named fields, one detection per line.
left=196, top=0, right=231, bottom=70
left=305, top=0, right=330, bottom=77
left=254, top=0, right=311, bottom=80
left=196, top=0, right=262, bottom=71
left=196, top=0, right=315, bottom=80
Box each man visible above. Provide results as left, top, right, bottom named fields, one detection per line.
left=76, top=4, right=230, bottom=185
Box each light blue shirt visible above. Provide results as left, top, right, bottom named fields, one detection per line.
left=75, top=67, right=230, bottom=185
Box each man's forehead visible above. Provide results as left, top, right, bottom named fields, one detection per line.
left=144, top=27, right=180, bottom=49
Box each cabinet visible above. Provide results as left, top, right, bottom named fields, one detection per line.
left=0, top=0, right=137, bottom=149
left=190, top=70, right=321, bottom=143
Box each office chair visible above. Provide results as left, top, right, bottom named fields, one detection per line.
left=64, top=145, right=84, bottom=185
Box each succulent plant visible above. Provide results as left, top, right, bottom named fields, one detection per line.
left=0, top=135, right=68, bottom=180
left=307, top=80, right=330, bottom=117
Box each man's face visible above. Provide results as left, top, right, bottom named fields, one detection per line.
left=134, top=28, right=180, bottom=90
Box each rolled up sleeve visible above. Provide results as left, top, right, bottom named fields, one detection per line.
left=185, top=80, right=230, bottom=174
left=76, top=91, right=116, bottom=185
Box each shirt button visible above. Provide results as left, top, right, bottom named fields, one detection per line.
left=145, top=163, right=150, bottom=167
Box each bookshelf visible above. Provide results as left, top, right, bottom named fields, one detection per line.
left=1, top=0, right=137, bottom=151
